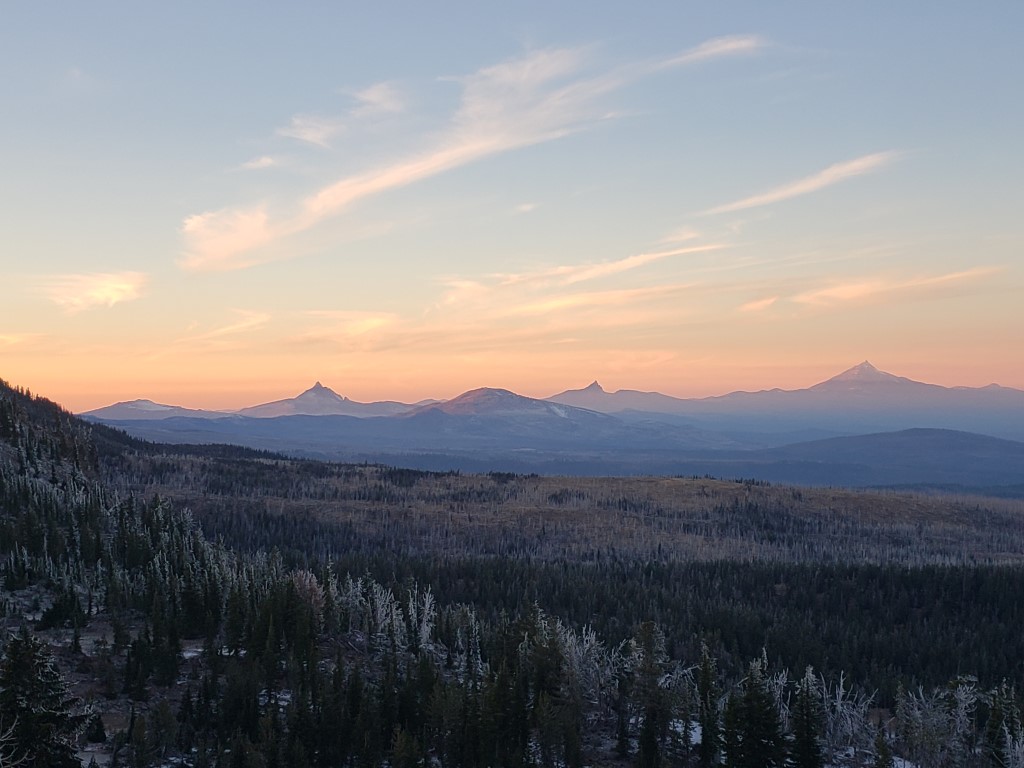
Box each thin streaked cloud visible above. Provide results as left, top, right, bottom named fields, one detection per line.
left=560, top=244, right=723, bottom=285
left=701, top=151, right=899, bottom=216
left=40, top=272, right=147, bottom=313
left=303, top=310, right=400, bottom=337
left=0, top=333, right=40, bottom=347
left=503, top=283, right=694, bottom=317
left=180, top=207, right=274, bottom=272
left=658, top=34, right=765, bottom=69
left=658, top=226, right=701, bottom=244
left=181, top=38, right=764, bottom=272
left=496, top=244, right=724, bottom=288
left=350, top=82, right=405, bottom=117
left=276, top=114, right=346, bottom=148
left=181, top=310, right=272, bottom=343
left=437, top=243, right=721, bottom=313
left=738, top=296, right=779, bottom=313
left=300, top=237, right=716, bottom=356
left=241, top=156, right=277, bottom=170
left=791, top=267, right=999, bottom=307
left=293, top=285, right=696, bottom=358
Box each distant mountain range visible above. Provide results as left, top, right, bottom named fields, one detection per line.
left=85, top=381, right=430, bottom=420
left=237, top=381, right=423, bottom=418
left=82, top=399, right=227, bottom=421
left=548, top=361, right=1024, bottom=442
left=79, top=362, right=1024, bottom=492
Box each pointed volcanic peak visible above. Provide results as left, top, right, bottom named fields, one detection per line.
left=548, top=381, right=606, bottom=400
left=693, top=361, right=944, bottom=412
left=546, top=381, right=610, bottom=410
left=547, top=380, right=692, bottom=414
left=237, top=382, right=415, bottom=418
left=296, top=380, right=347, bottom=405
left=411, top=387, right=608, bottom=420
left=81, top=399, right=228, bottom=421
left=809, top=361, right=922, bottom=391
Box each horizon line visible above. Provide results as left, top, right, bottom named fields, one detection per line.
left=62, top=360, right=1020, bottom=414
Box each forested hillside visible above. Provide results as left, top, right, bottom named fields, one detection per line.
left=2, top=376, right=1024, bottom=767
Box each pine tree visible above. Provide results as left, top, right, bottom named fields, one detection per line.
left=0, top=627, right=86, bottom=768
left=391, top=726, right=423, bottom=768
left=789, top=668, right=823, bottom=768
left=984, top=682, right=1021, bottom=768
left=722, top=692, right=741, bottom=768
left=697, top=642, right=721, bottom=768
left=615, top=673, right=632, bottom=758
left=634, top=622, right=671, bottom=768
left=723, top=657, right=785, bottom=768
left=0, top=717, right=26, bottom=768
left=872, top=726, right=894, bottom=768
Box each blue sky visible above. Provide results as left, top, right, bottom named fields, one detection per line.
left=2, top=2, right=1022, bottom=410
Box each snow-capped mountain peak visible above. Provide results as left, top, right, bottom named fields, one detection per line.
left=812, top=361, right=913, bottom=389
left=296, top=381, right=347, bottom=402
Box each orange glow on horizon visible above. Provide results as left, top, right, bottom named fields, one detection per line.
left=8, top=354, right=1024, bottom=416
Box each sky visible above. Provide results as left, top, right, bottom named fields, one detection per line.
left=2, top=2, right=1023, bottom=412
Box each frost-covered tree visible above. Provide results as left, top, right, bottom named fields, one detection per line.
left=895, top=681, right=976, bottom=768
left=723, top=656, right=785, bottom=768
left=0, top=627, right=85, bottom=768
left=0, top=718, right=27, bottom=768
left=872, top=726, right=894, bottom=768
left=984, top=681, right=1022, bottom=767
left=816, top=670, right=873, bottom=762
left=789, top=667, right=823, bottom=768
left=697, top=641, right=722, bottom=768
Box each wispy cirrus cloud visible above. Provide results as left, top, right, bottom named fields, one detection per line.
left=349, top=82, right=405, bottom=118
left=290, top=310, right=402, bottom=352
left=304, top=310, right=399, bottom=336
left=276, top=114, right=346, bottom=148
left=40, top=272, right=147, bottom=313
left=296, top=235, right=718, bottom=356
left=241, top=155, right=277, bottom=170
left=561, top=246, right=719, bottom=286
left=179, top=310, right=271, bottom=346
left=791, top=266, right=998, bottom=307
left=727, top=267, right=1000, bottom=318
left=438, top=243, right=722, bottom=313
left=504, top=283, right=695, bottom=317
left=738, top=296, right=778, bottom=313
left=658, top=34, right=765, bottom=68
left=701, top=151, right=899, bottom=216
left=299, top=46, right=618, bottom=221
left=659, top=226, right=701, bottom=244
left=494, top=243, right=724, bottom=288
left=295, top=284, right=696, bottom=358
left=181, top=36, right=764, bottom=272
left=180, top=207, right=274, bottom=272
left=278, top=83, right=404, bottom=150
left=0, top=333, right=40, bottom=347
left=432, top=241, right=720, bottom=337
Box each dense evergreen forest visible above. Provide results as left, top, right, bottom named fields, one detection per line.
left=2, top=376, right=1024, bottom=767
